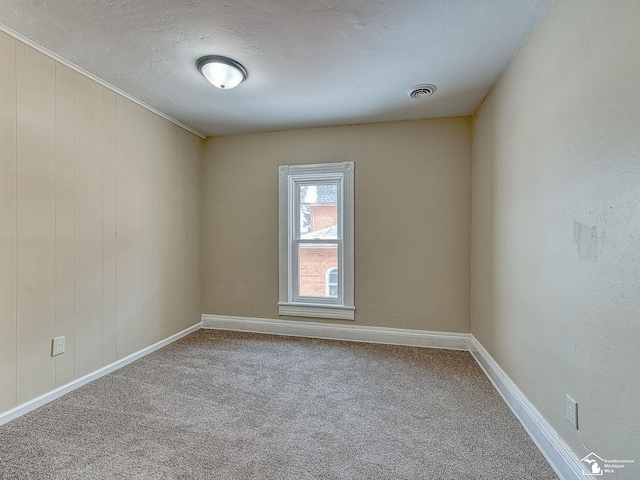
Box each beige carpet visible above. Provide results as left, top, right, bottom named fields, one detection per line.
left=0, top=330, right=558, bottom=479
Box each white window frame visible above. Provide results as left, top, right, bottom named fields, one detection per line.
left=278, top=162, right=355, bottom=320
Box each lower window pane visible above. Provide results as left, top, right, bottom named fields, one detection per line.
left=298, top=243, right=338, bottom=298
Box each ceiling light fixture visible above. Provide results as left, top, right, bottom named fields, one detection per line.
left=197, top=55, right=248, bottom=89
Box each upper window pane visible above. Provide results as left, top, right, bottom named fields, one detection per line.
left=298, top=183, right=338, bottom=239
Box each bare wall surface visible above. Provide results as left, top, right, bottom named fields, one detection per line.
left=203, top=119, right=472, bottom=332
left=0, top=31, right=203, bottom=415
left=471, top=0, right=640, bottom=472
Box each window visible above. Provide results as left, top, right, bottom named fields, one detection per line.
left=326, top=267, right=338, bottom=297
left=278, top=162, right=354, bottom=320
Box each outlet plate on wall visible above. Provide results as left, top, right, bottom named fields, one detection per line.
left=51, top=336, right=65, bottom=356
left=565, top=395, right=578, bottom=429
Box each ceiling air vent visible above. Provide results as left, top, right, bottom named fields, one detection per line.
left=407, top=84, right=437, bottom=99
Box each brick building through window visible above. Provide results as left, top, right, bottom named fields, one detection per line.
left=299, top=185, right=338, bottom=298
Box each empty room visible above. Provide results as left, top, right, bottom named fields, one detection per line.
left=0, top=0, right=638, bottom=478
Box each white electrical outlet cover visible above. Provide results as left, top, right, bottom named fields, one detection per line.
left=52, top=336, right=65, bottom=356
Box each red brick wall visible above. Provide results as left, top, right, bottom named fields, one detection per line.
left=299, top=246, right=337, bottom=297
left=310, top=205, right=337, bottom=232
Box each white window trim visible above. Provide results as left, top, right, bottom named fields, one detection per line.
left=278, top=162, right=355, bottom=320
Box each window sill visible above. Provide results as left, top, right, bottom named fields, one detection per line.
left=278, top=302, right=355, bottom=320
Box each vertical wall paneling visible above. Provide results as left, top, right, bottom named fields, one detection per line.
left=150, top=117, right=165, bottom=343
left=102, top=89, right=118, bottom=365
left=74, top=73, right=104, bottom=378
left=142, top=173, right=153, bottom=347
left=15, top=45, right=57, bottom=403
left=0, top=32, right=203, bottom=418
left=0, top=31, right=18, bottom=412
left=124, top=102, right=144, bottom=354
left=54, top=63, right=76, bottom=387
left=183, top=131, right=203, bottom=330
left=115, top=95, right=127, bottom=360
left=150, top=117, right=175, bottom=342
left=141, top=112, right=155, bottom=348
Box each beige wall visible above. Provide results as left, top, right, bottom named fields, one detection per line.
left=203, top=118, right=472, bottom=332
left=0, top=32, right=203, bottom=415
left=472, top=0, right=640, bottom=466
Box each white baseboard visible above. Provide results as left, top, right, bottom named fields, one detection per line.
left=469, top=335, right=589, bottom=480
left=0, top=322, right=202, bottom=427
left=201, top=314, right=471, bottom=350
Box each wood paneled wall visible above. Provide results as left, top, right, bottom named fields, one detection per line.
left=0, top=32, right=203, bottom=414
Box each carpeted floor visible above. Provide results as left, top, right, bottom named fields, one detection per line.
left=0, top=330, right=558, bottom=479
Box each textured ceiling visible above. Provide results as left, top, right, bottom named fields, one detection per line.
left=0, top=0, right=553, bottom=136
